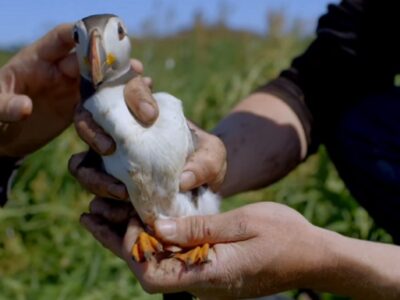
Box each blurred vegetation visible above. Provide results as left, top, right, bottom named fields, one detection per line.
left=0, top=10, right=392, bottom=300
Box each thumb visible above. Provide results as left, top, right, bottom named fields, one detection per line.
left=154, top=209, right=255, bottom=247
left=0, top=94, right=32, bottom=122
left=124, top=76, right=158, bottom=127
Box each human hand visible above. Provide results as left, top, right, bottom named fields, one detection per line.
left=81, top=198, right=325, bottom=299
left=179, top=121, right=227, bottom=193
left=0, top=24, right=80, bottom=157
left=68, top=61, right=155, bottom=200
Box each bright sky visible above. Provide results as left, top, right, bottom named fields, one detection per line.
left=0, top=0, right=339, bottom=48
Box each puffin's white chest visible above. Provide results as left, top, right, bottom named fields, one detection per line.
left=83, top=85, right=219, bottom=225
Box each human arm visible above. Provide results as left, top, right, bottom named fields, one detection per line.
left=81, top=198, right=400, bottom=300
left=212, top=81, right=309, bottom=197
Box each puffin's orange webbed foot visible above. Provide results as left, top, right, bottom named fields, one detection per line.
left=132, top=231, right=163, bottom=262
left=174, top=243, right=210, bottom=266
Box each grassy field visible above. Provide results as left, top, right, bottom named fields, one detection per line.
left=0, top=22, right=393, bottom=300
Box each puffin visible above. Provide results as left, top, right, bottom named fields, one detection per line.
left=73, top=13, right=220, bottom=290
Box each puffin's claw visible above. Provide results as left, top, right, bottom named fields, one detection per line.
left=174, top=243, right=210, bottom=266
left=132, top=232, right=210, bottom=266
left=132, top=231, right=163, bottom=262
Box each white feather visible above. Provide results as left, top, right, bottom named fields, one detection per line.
left=84, top=84, right=220, bottom=226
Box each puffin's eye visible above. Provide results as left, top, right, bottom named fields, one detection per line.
left=118, top=23, right=125, bottom=40
left=73, top=28, right=79, bottom=44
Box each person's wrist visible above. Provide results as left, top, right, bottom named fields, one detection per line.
left=322, top=230, right=400, bottom=299
left=303, top=227, right=373, bottom=299
left=290, top=225, right=342, bottom=292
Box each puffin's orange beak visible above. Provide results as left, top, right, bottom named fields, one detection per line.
left=88, top=29, right=104, bottom=87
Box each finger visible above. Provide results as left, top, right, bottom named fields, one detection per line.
left=58, top=52, right=79, bottom=79
left=155, top=207, right=256, bottom=247
left=89, top=197, right=136, bottom=224
left=0, top=94, right=32, bottom=122
left=130, top=59, right=144, bottom=75
left=124, top=76, right=158, bottom=127
left=80, top=213, right=124, bottom=258
left=35, top=24, right=75, bottom=62
left=69, top=152, right=128, bottom=200
left=180, top=129, right=226, bottom=192
left=129, top=60, right=153, bottom=89
left=142, top=77, right=153, bottom=89
left=74, top=104, right=115, bottom=155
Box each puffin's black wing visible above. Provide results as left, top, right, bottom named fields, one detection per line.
left=80, top=76, right=96, bottom=101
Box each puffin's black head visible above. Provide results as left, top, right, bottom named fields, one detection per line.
left=73, top=14, right=132, bottom=88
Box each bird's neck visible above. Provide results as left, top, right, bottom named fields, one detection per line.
left=80, top=67, right=136, bottom=102
left=103, top=67, right=136, bottom=88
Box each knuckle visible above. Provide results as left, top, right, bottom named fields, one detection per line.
left=187, top=216, right=210, bottom=243
left=89, top=198, right=100, bottom=214
left=234, top=210, right=251, bottom=237
left=236, top=215, right=249, bottom=238
left=75, top=119, right=89, bottom=136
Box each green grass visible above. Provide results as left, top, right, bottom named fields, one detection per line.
left=0, top=24, right=392, bottom=300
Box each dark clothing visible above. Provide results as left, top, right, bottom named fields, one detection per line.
left=326, top=88, right=400, bottom=244
left=281, top=0, right=400, bottom=152
left=264, top=0, right=400, bottom=242
left=0, top=157, right=21, bottom=207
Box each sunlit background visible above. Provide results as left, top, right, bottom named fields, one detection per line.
left=0, top=1, right=392, bottom=300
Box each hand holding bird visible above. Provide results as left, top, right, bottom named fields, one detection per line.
left=81, top=198, right=322, bottom=300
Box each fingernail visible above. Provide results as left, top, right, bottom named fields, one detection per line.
left=108, top=184, right=127, bottom=200
left=96, top=134, right=114, bottom=154
left=8, top=96, right=31, bottom=120
left=180, top=171, right=196, bottom=189
left=155, top=220, right=176, bottom=239
left=138, top=101, right=157, bottom=124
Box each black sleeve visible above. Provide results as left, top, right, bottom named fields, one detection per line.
left=261, top=0, right=400, bottom=155
left=0, top=157, right=22, bottom=207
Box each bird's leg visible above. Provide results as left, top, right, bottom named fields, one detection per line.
left=174, top=243, right=210, bottom=266
left=131, top=231, right=163, bottom=262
